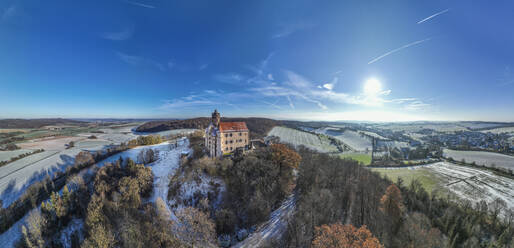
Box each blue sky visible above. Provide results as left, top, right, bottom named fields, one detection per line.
left=1, top=0, right=513, bottom=121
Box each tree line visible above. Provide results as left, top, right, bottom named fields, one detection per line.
left=282, top=148, right=514, bottom=247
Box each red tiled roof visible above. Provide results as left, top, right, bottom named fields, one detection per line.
left=219, top=122, right=248, bottom=132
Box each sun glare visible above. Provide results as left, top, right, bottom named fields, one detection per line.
left=364, top=78, right=382, bottom=96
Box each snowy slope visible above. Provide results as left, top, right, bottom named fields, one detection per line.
left=233, top=194, right=296, bottom=248
left=148, top=138, right=190, bottom=216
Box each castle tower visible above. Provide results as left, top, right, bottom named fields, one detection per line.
left=212, top=109, right=221, bottom=128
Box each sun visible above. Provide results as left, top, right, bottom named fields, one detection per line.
left=364, top=78, right=382, bottom=96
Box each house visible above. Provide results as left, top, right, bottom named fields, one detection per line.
left=205, top=110, right=250, bottom=157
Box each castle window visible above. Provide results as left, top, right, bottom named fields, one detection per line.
left=225, top=134, right=228, bottom=137
left=239, top=132, right=242, bottom=136
left=225, top=141, right=228, bottom=144
left=230, top=133, right=233, bottom=137
left=230, top=147, right=233, bottom=150
left=230, top=140, right=233, bottom=144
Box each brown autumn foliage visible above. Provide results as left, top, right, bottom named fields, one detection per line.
left=312, top=223, right=383, bottom=248
left=270, top=143, right=302, bottom=171
left=379, top=184, right=404, bottom=232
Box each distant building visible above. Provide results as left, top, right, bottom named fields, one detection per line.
left=205, top=110, right=249, bottom=157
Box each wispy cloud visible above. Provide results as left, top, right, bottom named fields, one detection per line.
left=272, top=21, right=315, bottom=39
left=404, top=100, right=431, bottom=110
left=286, top=95, right=295, bottom=109
left=159, top=90, right=248, bottom=111
left=319, top=77, right=338, bottom=90
left=2, top=4, right=17, bottom=20
left=262, top=100, right=284, bottom=110
left=116, top=52, right=165, bottom=71
left=213, top=73, right=245, bottom=84
left=368, top=38, right=431, bottom=64
left=199, top=64, right=208, bottom=71
left=498, top=66, right=514, bottom=86
left=417, top=9, right=450, bottom=24
left=167, top=60, right=175, bottom=69
left=102, top=27, right=134, bottom=41
left=123, top=0, right=155, bottom=9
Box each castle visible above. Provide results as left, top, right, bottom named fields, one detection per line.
left=205, top=110, right=250, bottom=157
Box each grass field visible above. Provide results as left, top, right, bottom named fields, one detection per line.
left=371, top=167, right=440, bottom=195
left=338, top=153, right=372, bottom=165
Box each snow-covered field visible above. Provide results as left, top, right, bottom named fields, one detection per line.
left=377, top=140, right=410, bottom=149
left=443, top=149, right=514, bottom=170
left=18, top=136, right=84, bottom=150
left=135, top=128, right=198, bottom=137
left=480, top=126, right=514, bottom=135
left=426, top=162, right=514, bottom=214
left=268, top=127, right=338, bottom=153
left=459, top=122, right=506, bottom=130
left=0, top=139, right=185, bottom=246
left=0, top=149, right=34, bottom=162
left=373, top=162, right=514, bottom=216
left=375, top=123, right=469, bottom=133
left=234, top=194, right=296, bottom=248
left=359, top=131, right=389, bottom=140
left=0, top=149, right=78, bottom=207
left=0, top=126, right=148, bottom=208
left=317, top=128, right=372, bottom=151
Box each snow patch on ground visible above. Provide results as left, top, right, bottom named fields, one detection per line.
left=169, top=172, right=225, bottom=212
left=0, top=208, right=34, bottom=247
left=148, top=138, right=190, bottom=216
left=59, top=218, right=84, bottom=248
left=233, top=194, right=296, bottom=248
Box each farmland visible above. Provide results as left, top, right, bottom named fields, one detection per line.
left=480, top=126, right=514, bottom=134
left=0, top=123, right=190, bottom=208
left=0, top=149, right=34, bottom=163
left=319, top=128, right=372, bottom=152
left=371, top=162, right=514, bottom=215
left=371, top=166, right=441, bottom=195
left=339, top=152, right=372, bottom=165
left=267, top=126, right=339, bottom=153
left=443, top=149, right=514, bottom=170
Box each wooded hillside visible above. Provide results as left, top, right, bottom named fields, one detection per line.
left=0, top=118, right=85, bottom=128
left=136, top=117, right=281, bottom=139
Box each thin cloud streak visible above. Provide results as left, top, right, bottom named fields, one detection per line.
left=116, top=52, right=165, bottom=71
left=417, top=9, right=450, bottom=24
left=1, top=5, right=16, bottom=20
left=124, top=0, right=155, bottom=9
left=368, top=38, right=431, bottom=64
left=102, top=27, right=134, bottom=41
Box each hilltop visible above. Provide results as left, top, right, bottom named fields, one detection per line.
left=136, top=117, right=282, bottom=139
left=0, top=118, right=86, bottom=129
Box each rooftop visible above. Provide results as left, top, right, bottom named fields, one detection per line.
left=219, top=122, right=248, bottom=132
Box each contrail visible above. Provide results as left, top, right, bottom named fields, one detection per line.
left=417, top=9, right=450, bottom=24
left=368, top=38, right=431, bottom=65
left=124, top=0, right=155, bottom=9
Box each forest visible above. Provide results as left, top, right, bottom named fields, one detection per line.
left=10, top=134, right=514, bottom=247
left=136, top=117, right=281, bottom=139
